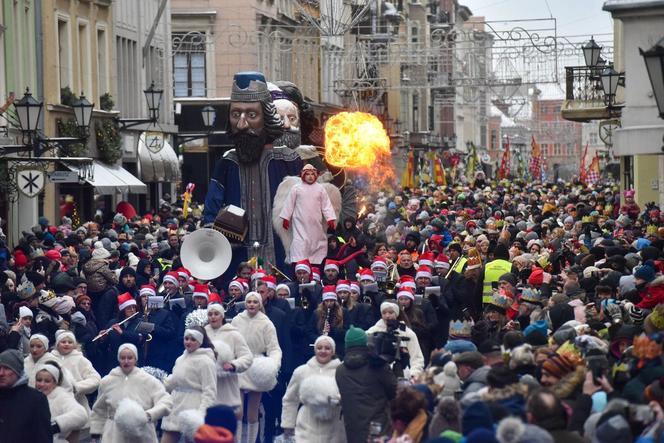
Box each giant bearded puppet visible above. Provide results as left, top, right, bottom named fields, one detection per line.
left=203, top=72, right=303, bottom=275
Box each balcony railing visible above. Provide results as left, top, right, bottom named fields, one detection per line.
left=565, top=66, right=604, bottom=102
left=562, top=66, right=620, bottom=122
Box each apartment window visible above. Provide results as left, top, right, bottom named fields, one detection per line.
left=116, top=36, right=139, bottom=117
left=410, top=24, right=419, bottom=44
left=57, top=17, right=71, bottom=91
left=412, top=93, right=419, bottom=133
left=78, top=20, right=91, bottom=96
left=173, top=32, right=207, bottom=97
left=97, top=27, right=108, bottom=101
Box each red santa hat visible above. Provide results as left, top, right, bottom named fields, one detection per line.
left=324, top=259, right=340, bottom=272
left=176, top=267, right=191, bottom=280
left=398, top=275, right=416, bottom=290
left=162, top=271, right=179, bottom=287
left=117, top=292, right=136, bottom=311
left=140, top=284, right=157, bottom=297
left=416, top=266, right=433, bottom=280
left=419, top=251, right=435, bottom=268
left=192, top=284, right=209, bottom=300
left=358, top=268, right=375, bottom=282
left=294, top=259, right=312, bottom=275
left=262, top=275, right=277, bottom=290
left=251, top=268, right=267, bottom=281
left=397, top=288, right=415, bottom=301
left=311, top=267, right=321, bottom=282
left=435, top=254, right=451, bottom=270
left=371, top=256, right=388, bottom=271
left=322, top=285, right=338, bottom=301
left=336, top=280, right=351, bottom=293
left=228, top=279, right=246, bottom=293
left=350, top=281, right=361, bottom=293
left=209, top=292, right=222, bottom=304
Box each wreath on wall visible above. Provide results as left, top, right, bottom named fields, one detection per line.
left=96, top=120, right=122, bottom=165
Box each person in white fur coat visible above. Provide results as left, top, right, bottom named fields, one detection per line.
left=161, top=325, right=218, bottom=443
left=25, top=334, right=57, bottom=386
left=366, top=301, right=425, bottom=379
left=231, top=291, right=282, bottom=443
left=51, top=330, right=100, bottom=431
left=281, top=335, right=346, bottom=443
left=204, top=302, right=253, bottom=439
left=34, top=361, right=88, bottom=443
left=90, top=343, right=173, bottom=443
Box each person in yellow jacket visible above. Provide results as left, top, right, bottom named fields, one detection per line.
left=482, top=244, right=513, bottom=305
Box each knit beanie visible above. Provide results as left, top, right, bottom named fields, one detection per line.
left=496, top=417, right=554, bottom=443
left=634, top=263, right=656, bottom=283
left=0, top=349, right=24, bottom=376
left=463, top=402, right=494, bottom=435
left=345, top=326, right=368, bottom=349
left=541, top=353, right=575, bottom=379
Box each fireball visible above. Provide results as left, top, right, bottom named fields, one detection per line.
left=324, top=112, right=395, bottom=190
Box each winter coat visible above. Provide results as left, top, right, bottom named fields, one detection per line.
left=205, top=323, right=253, bottom=408
left=343, top=303, right=373, bottom=331
left=82, top=258, right=118, bottom=294
left=0, top=373, right=52, bottom=443
left=46, top=386, right=89, bottom=443
left=26, top=351, right=59, bottom=387
left=142, top=307, right=178, bottom=371
left=335, top=346, right=397, bottom=443
left=162, top=347, right=217, bottom=432
left=90, top=366, right=172, bottom=443
left=282, top=356, right=346, bottom=443
left=367, top=319, right=425, bottom=378
left=637, top=276, right=664, bottom=309
left=51, top=348, right=101, bottom=420
left=461, top=366, right=491, bottom=399
left=33, top=305, right=65, bottom=344
left=231, top=310, right=283, bottom=391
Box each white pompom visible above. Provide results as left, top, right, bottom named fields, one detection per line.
left=212, top=340, right=234, bottom=363
left=114, top=398, right=149, bottom=439
left=185, top=309, right=209, bottom=328
left=496, top=416, right=526, bottom=443
left=246, top=356, right=279, bottom=392
left=178, top=409, right=205, bottom=441
left=299, top=374, right=340, bottom=421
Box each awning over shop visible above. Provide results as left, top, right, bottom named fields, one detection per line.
left=64, top=160, right=147, bottom=195
left=138, top=132, right=181, bottom=182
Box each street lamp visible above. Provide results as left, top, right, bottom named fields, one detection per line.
left=600, top=66, right=622, bottom=107
left=640, top=36, right=664, bottom=119
left=202, top=106, right=216, bottom=128
left=14, top=88, right=42, bottom=134
left=119, top=82, right=164, bottom=130
left=583, top=37, right=602, bottom=68
left=144, top=81, right=164, bottom=122
left=71, top=93, right=94, bottom=133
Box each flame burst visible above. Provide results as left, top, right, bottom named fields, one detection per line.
left=324, top=112, right=395, bottom=190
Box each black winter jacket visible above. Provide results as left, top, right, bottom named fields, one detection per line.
left=336, top=346, right=397, bottom=443
left=0, top=374, right=52, bottom=443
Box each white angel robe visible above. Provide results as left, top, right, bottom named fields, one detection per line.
left=279, top=180, right=336, bottom=264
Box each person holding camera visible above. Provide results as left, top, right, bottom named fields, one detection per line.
left=336, top=326, right=397, bottom=443
left=366, top=299, right=424, bottom=379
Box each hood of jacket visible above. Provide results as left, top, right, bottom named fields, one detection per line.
left=306, top=356, right=341, bottom=371
left=342, top=347, right=370, bottom=369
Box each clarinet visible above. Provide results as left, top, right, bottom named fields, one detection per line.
left=323, top=307, right=332, bottom=336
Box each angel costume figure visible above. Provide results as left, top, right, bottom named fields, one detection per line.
left=279, top=165, right=337, bottom=266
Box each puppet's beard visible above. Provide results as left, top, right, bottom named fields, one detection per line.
left=232, top=129, right=267, bottom=164
left=273, top=129, right=301, bottom=150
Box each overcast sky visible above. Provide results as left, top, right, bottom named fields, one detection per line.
left=461, top=0, right=613, bottom=38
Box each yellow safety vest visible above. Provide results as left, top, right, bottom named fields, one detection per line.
left=452, top=257, right=467, bottom=274
left=482, top=259, right=512, bottom=304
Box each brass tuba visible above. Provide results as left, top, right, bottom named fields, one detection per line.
left=180, top=228, right=233, bottom=281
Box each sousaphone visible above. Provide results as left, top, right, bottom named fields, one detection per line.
left=180, top=228, right=233, bottom=280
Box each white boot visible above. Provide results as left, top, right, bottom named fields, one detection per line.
left=247, top=422, right=259, bottom=443
left=235, top=420, right=244, bottom=443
